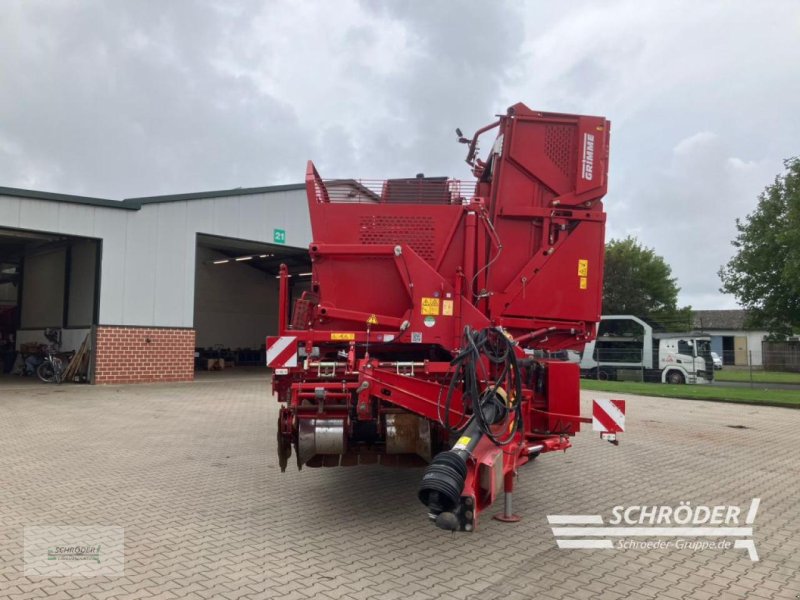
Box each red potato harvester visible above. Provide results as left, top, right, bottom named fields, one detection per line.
left=268, top=102, right=624, bottom=531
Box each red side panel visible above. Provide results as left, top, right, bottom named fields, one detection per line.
left=486, top=105, right=610, bottom=347
left=544, top=360, right=581, bottom=434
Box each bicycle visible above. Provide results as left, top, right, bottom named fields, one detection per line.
left=36, top=346, right=67, bottom=383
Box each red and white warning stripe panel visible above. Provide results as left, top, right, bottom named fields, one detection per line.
left=592, top=398, right=625, bottom=433
left=266, top=336, right=298, bottom=368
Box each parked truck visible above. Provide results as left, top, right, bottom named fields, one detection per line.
left=268, top=103, right=623, bottom=531
left=578, top=315, right=714, bottom=384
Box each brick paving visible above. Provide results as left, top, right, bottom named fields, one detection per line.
left=0, top=371, right=798, bottom=599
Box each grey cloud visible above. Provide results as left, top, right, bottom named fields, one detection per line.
left=0, top=1, right=307, bottom=197
left=612, top=132, right=780, bottom=308
left=329, top=0, right=526, bottom=179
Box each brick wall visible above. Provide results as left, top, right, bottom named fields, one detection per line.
left=94, top=326, right=195, bottom=384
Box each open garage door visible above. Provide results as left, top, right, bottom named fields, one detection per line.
left=193, top=234, right=309, bottom=374
left=0, top=227, right=100, bottom=383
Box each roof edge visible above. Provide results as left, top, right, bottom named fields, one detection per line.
left=0, top=182, right=307, bottom=210
left=126, top=183, right=306, bottom=205
left=0, top=186, right=137, bottom=210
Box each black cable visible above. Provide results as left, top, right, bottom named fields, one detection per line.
left=440, top=326, right=524, bottom=446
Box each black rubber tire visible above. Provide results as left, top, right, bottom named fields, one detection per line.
left=36, top=360, right=57, bottom=383
left=666, top=370, right=685, bottom=385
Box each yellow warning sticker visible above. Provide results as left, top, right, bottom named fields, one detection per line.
left=453, top=436, right=471, bottom=450
left=366, top=314, right=378, bottom=325
left=331, top=332, right=355, bottom=340
left=578, top=259, right=589, bottom=277
left=579, top=277, right=588, bottom=290
left=442, top=299, right=454, bottom=316
left=421, top=297, right=440, bottom=315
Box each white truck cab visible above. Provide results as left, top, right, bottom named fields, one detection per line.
left=654, top=334, right=713, bottom=384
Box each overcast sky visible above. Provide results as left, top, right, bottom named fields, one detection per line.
left=2, top=1, right=799, bottom=309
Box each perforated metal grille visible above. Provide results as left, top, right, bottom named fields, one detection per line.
left=359, top=216, right=436, bottom=262
left=545, top=125, right=577, bottom=180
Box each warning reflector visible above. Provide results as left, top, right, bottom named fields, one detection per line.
left=266, top=336, right=298, bottom=368
left=592, top=398, right=625, bottom=433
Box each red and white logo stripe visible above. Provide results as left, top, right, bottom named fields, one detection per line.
left=592, top=398, right=625, bottom=433
left=266, top=336, right=298, bottom=368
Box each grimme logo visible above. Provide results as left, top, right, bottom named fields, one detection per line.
left=581, top=133, right=595, bottom=181
left=548, top=498, right=760, bottom=561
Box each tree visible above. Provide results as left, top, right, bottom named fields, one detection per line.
left=719, top=158, right=800, bottom=338
left=602, top=236, right=691, bottom=331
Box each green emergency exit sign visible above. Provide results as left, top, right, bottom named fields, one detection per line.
left=273, top=228, right=286, bottom=244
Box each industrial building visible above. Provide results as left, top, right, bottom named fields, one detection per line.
left=0, top=183, right=312, bottom=383
left=692, top=309, right=769, bottom=367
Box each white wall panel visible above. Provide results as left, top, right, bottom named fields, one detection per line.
left=57, top=203, right=96, bottom=237
left=212, top=196, right=241, bottom=238
left=121, top=209, right=158, bottom=324
left=153, top=202, right=189, bottom=326
left=92, top=208, right=128, bottom=324
left=183, top=200, right=215, bottom=325
left=19, top=199, right=60, bottom=234
left=272, top=190, right=312, bottom=248
left=237, top=195, right=271, bottom=242
left=0, top=196, right=21, bottom=227
left=185, top=200, right=216, bottom=234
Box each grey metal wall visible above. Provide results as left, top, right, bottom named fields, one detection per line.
left=0, top=188, right=311, bottom=328
left=67, top=239, right=97, bottom=327
left=194, top=245, right=280, bottom=348
left=20, top=247, right=66, bottom=328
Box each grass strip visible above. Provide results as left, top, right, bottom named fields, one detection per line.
left=581, top=379, right=800, bottom=408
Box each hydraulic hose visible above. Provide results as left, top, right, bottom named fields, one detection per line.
left=441, top=326, right=523, bottom=445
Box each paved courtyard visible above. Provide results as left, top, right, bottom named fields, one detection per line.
left=0, top=371, right=798, bottom=599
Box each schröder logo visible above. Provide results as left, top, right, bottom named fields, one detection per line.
left=47, top=545, right=101, bottom=563
left=548, top=498, right=760, bottom=561
left=24, top=526, right=124, bottom=577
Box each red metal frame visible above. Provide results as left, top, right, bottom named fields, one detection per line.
left=271, top=102, right=612, bottom=529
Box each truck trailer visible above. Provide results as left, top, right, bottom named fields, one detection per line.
left=578, top=315, right=714, bottom=384
left=268, top=102, right=623, bottom=530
